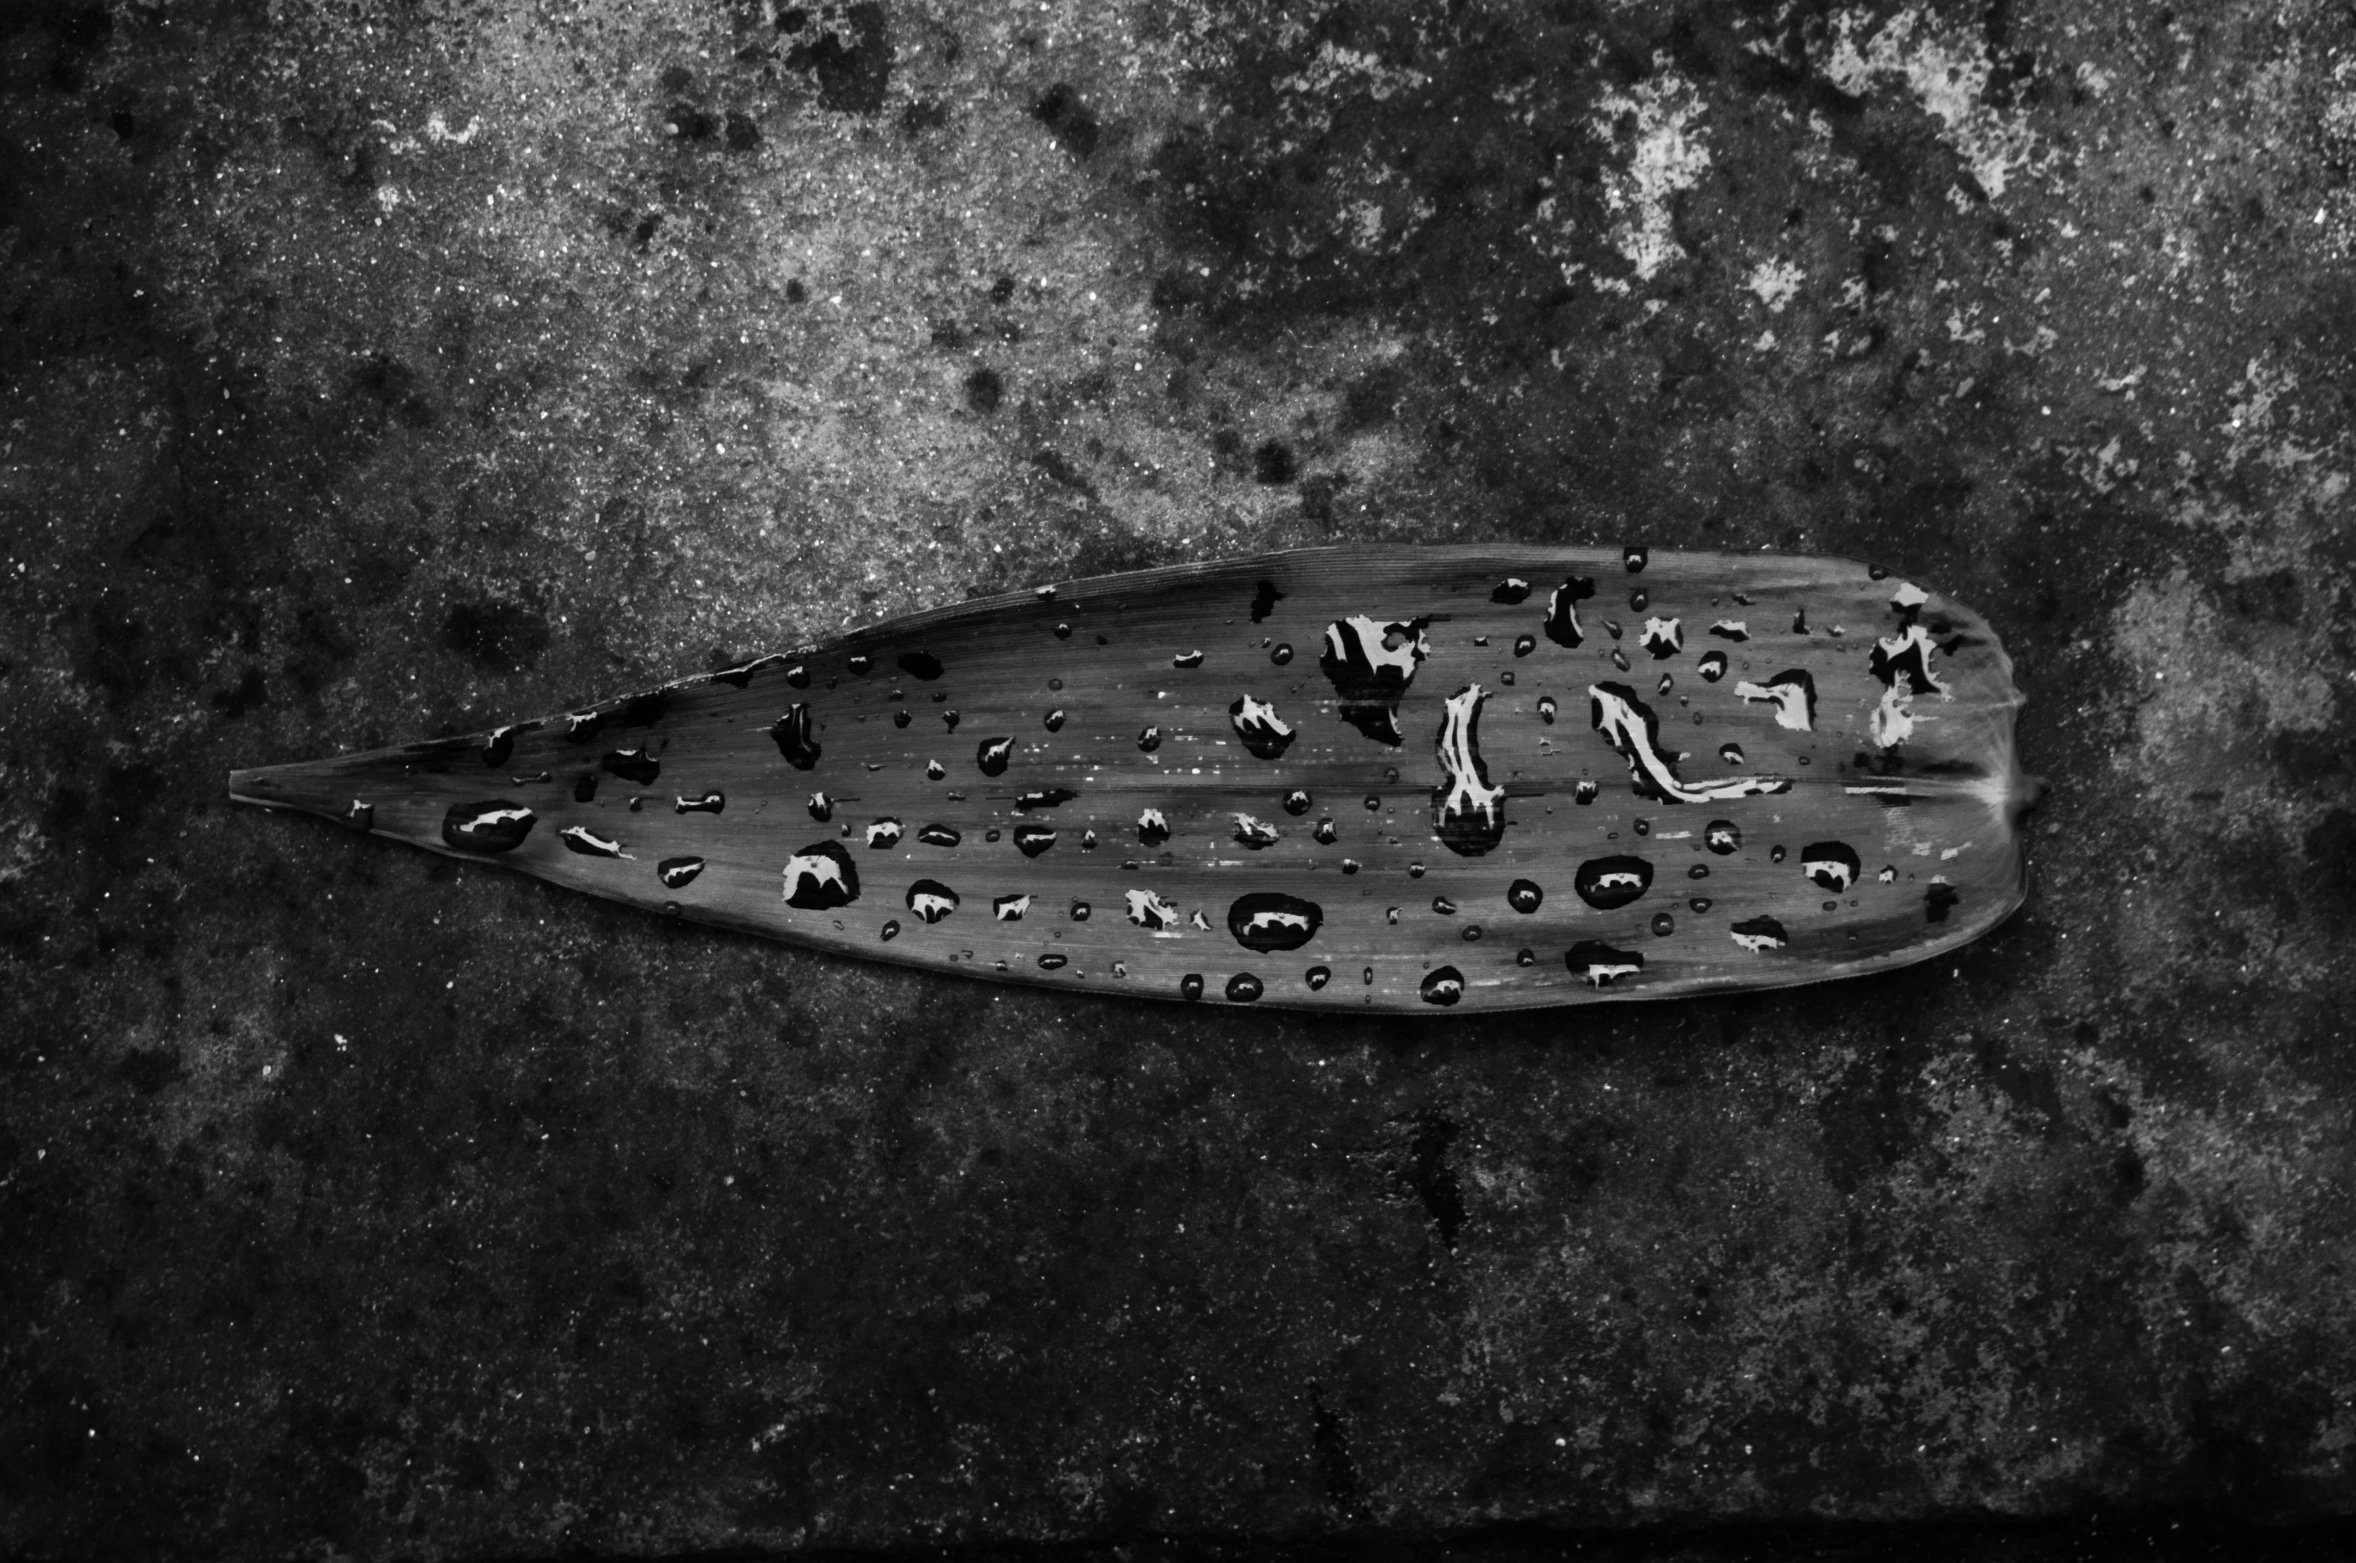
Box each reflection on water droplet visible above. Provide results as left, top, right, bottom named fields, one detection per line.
left=1180, top=973, right=1205, bottom=1001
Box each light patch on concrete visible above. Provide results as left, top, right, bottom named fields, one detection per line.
left=1819, top=8, right=2038, bottom=200
left=1747, top=259, right=1804, bottom=314
left=1584, top=62, right=1713, bottom=286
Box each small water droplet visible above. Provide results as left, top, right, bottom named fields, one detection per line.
left=943, top=710, right=959, bottom=731
left=1689, top=897, right=1712, bottom=913
left=1516, top=947, right=1536, bottom=966
left=1282, top=789, right=1312, bottom=815
left=1180, top=973, right=1205, bottom=1001
left=1070, top=899, right=1091, bottom=920
left=1342, top=859, right=1360, bottom=874
left=1313, top=817, right=1337, bottom=844
left=1629, top=587, right=1648, bottom=611
left=1461, top=924, right=1482, bottom=942
left=1430, top=895, right=1455, bottom=914
left=1039, top=952, right=1068, bottom=970
left=1771, top=845, right=1787, bottom=864
left=1384, top=767, right=1400, bottom=783
left=1513, top=634, right=1536, bottom=657
left=1634, top=819, right=1650, bottom=836
left=1044, top=709, right=1066, bottom=731
left=1537, top=695, right=1557, bottom=724
left=1224, top=972, right=1263, bottom=1002
left=926, top=759, right=946, bottom=780
left=1054, top=622, right=1072, bottom=638
left=1408, top=862, right=1426, bottom=878
left=1651, top=912, right=1675, bottom=936
left=1386, top=906, right=1401, bottom=924
left=1272, top=642, right=1294, bottom=665
left=1305, top=965, right=1331, bottom=990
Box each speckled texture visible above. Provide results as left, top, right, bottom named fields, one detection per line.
left=3, top=0, right=2354, bottom=1554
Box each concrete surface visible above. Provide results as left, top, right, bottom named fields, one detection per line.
left=3, top=0, right=2354, bottom=1554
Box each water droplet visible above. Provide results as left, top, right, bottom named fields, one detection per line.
left=1689, top=897, right=1712, bottom=913
left=658, top=856, right=705, bottom=889
left=344, top=800, right=374, bottom=831
left=1384, top=767, right=1401, bottom=783
left=1070, top=899, right=1091, bottom=920
left=894, top=710, right=912, bottom=728
left=1363, top=795, right=1381, bottom=811
left=785, top=664, right=810, bottom=688
left=1623, top=545, right=1648, bottom=573
left=1386, top=906, right=1401, bottom=924
left=846, top=655, right=872, bottom=675
left=1342, top=859, right=1361, bottom=874
left=1224, top=972, right=1263, bottom=1002
left=1629, top=587, right=1648, bottom=611
left=1039, top=952, right=1069, bottom=970
left=808, top=792, right=833, bottom=822
left=1634, top=819, right=1650, bottom=836
left=925, top=760, right=946, bottom=780
left=1515, top=948, right=1536, bottom=966
left=1044, top=709, right=1066, bottom=731
left=1688, top=864, right=1709, bottom=880
left=1609, top=648, right=1631, bottom=672
left=1461, top=924, right=1482, bottom=941
left=880, top=919, right=900, bottom=940
left=1513, top=634, right=1536, bottom=657
left=1305, top=965, right=1331, bottom=990
left=1272, top=642, right=1294, bottom=665
left=1408, top=862, right=1426, bottom=879
left=1651, top=912, right=1675, bottom=936
left=1137, top=726, right=1162, bottom=753
left=573, top=774, right=598, bottom=803
left=1771, top=845, right=1787, bottom=864
left=1574, top=780, right=1598, bottom=805
left=1507, top=879, right=1543, bottom=913
left=1313, top=817, right=1338, bottom=844
left=1419, top=966, right=1464, bottom=1006
left=1180, top=973, right=1205, bottom=1001
left=1282, top=789, right=1312, bottom=816
left=1537, top=695, right=1557, bottom=724
left=1054, top=622, right=1072, bottom=639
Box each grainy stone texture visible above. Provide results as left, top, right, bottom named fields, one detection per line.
left=3, top=0, right=2354, bottom=1555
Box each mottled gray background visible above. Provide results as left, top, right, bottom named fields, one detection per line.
left=4, top=0, right=2354, bottom=1555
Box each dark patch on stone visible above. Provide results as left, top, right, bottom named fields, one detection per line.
left=785, top=2, right=890, bottom=115
left=441, top=600, right=551, bottom=672
left=120, top=1044, right=184, bottom=1097
left=723, top=111, right=761, bottom=152
left=1253, top=440, right=1296, bottom=484
left=209, top=666, right=267, bottom=720
left=964, top=367, right=1003, bottom=413
left=1397, top=1111, right=1465, bottom=1247
left=1925, top=883, right=1961, bottom=923
left=1031, top=82, right=1098, bottom=159
left=664, top=103, right=717, bottom=142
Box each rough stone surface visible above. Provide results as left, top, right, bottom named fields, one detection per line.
left=3, top=0, right=2354, bottom=1554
